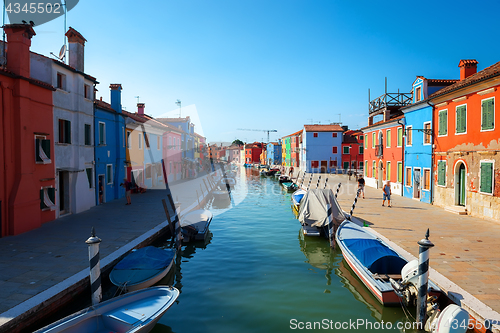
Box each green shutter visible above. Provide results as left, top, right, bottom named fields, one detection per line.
left=48, top=188, right=55, bottom=204
left=482, top=99, right=494, bottom=130
left=456, top=106, right=466, bottom=133
left=480, top=162, right=493, bottom=194
left=398, top=163, right=402, bottom=183
left=439, top=111, right=447, bottom=135
left=437, top=161, right=446, bottom=186
left=35, top=139, right=41, bottom=162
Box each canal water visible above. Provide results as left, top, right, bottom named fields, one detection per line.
left=152, top=168, right=417, bottom=333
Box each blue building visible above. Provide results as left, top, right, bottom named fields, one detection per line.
left=94, top=84, right=126, bottom=204
left=301, top=124, right=344, bottom=173
left=401, top=76, right=456, bottom=203
left=266, top=142, right=282, bottom=165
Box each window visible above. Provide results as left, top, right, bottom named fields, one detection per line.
left=332, top=133, right=337, bottom=137
left=311, top=161, right=319, bottom=168
left=386, top=129, right=391, bottom=148
left=396, top=128, right=402, bottom=147
left=138, top=133, right=142, bottom=149
left=479, top=161, right=494, bottom=194
left=126, top=131, right=131, bottom=148
left=423, top=169, right=430, bottom=190
left=84, top=124, right=91, bottom=146
left=343, top=146, right=350, bottom=154
left=405, top=167, right=411, bottom=186
left=406, top=126, right=412, bottom=146
left=397, top=162, right=403, bottom=183
left=437, top=160, right=446, bottom=186
left=343, top=161, right=349, bottom=169
left=481, top=98, right=494, bottom=131
left=372, top=132, right=376, bottom=148
left=364, top=134, right=368, bottom=148
left=58, top=119, right=71, bottom=144
left=365, top=161, right=368, bottom=176
left=40, top=187, right=56, bottom=210
left=106, top=164, right=113, bottom=184
left=157, top=136, right=161, bottom=150
left=56, top=72, right=66, bottom=90
left=359, top=135, right=363, bottom=141
left=84, top=84, right=91, bottom=99
left=145, top=164, right=152, bottom=179
left=35, top=135, right=51, bottom=164
left=415, top=86, right=421, bottom=102
left=313, top=133, right=318, bottom=138
left=423, top=122, right=431, bottom=144
left=330, top=160, right=337, bottom=167
left=438, top=110, right=448, bottom=136
left=359, top=145, right=363, bottom=154
left=456, top=105, right=467, bottom=134
left=98, top=122, right=105, bottom=145
left=332, top=147, right=338, bottom=154
left=372, top=161, right=376, bottom=177
left=385, top=161, right=390, bottom=180
left=86, top=168, right=93, bottom=188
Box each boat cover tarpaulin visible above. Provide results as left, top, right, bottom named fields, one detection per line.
left=298, top=189, right=346, bottom=228
left=339, top=223, right=406, bottom=275
left=114, top=246, right=176, bottom=270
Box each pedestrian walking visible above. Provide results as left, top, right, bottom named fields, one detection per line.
left=98, top=179, right=104, bottom=204
left=289, top=166, right=294, bottom=177
left=357, top=175, right=365, bottom=199
left=382, top=181, right=391, bottom=207
left=120, top=178, right=132, bottom=205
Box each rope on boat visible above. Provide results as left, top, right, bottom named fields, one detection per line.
left=335, top=183, right=341, bottom=198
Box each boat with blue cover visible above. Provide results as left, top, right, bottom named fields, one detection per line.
left=34, top=286, right=179, bottom=333
left=335, top=220, right=440, bottom=306
left=110, top=246, right=176, bottom=292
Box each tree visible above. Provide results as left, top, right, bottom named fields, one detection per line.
left=232, top=139, right=244, bottom=146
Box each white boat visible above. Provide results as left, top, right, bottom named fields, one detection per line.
left=181, top=209, right=213, bottom=242
left=298, top=189, right=345, bottom=237
left=109, top=246, right=176, bottom=292
left=34, top=286, right=179, bottom=333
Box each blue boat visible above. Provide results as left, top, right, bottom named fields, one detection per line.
left=34, top=286, right=179, bottom=333
left=110, top=246, right=176, bottom=292
left=336, top=220, right=440, bottom=305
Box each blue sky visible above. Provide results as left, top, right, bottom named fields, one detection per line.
left=8, top=0, right=500, bottom=143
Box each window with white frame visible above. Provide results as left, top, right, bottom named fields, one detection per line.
left=438, top=110, right=448, bottom=136
left=35, top=135, right=51, bottom=164
left=397, top=128, right=403, bottom=147
left=455, top=104, right=467, bottom=134
left=437, top=160, right=446, bottom=186
left=56, top=72, right=66, bottom=90
left=372, top=132, right=375, bottom=148
left=343, top=146, right=350, bottom=154
left=386, top=129, right=391, bottom=148
left=98, top=122, right=105, bottom=145
left=406, top=126, right=412, bottom=146
left=40, top=187, right=56, bottom=210
left=386, top=161, right=391, bottom=180
left=423, top=122, right=431, bottom=144
left=481, top=98, right=494, bottom=131
left=106, top=164, right=113, bottom=184
left=423, top=169, right=430, bottom=191
left=84, top=124, right=92, bottom=146
left=84, top=84, right=91, bottom=99
left=405, top=167, right=411, bottom=186
left=58, top=119, right=71, bottom=144
left=479, top=161, right=494, bottom=194
left=138, top=133, right=142, bottom=149
left=397, top=162, right=403, bottom=183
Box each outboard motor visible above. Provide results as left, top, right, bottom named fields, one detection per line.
left=390, top=259, right=420, bottom=306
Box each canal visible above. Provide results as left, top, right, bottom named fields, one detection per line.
left=152, top=168, right=415, bottom=332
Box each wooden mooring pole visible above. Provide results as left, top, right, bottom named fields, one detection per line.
left=85, top=227, right=102, bottom=306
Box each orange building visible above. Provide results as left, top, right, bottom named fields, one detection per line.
left=0, top=24, right=56, bottom=236
left=431, top=60, right=500, bottom=219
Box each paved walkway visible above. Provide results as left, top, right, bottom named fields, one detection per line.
left=0, top=170, right=222, bottom=332
left=294, top=171, right=500, bottom=329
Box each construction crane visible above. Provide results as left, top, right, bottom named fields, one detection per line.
left=237, top=128, right=278, bottom=143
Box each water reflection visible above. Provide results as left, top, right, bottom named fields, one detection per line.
left=298, top=229, right=335, bottom=286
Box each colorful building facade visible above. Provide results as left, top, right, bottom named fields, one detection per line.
left=266, top=142, right=282, bottom=165
left=341, top=130, right=364, bottom=172
left=301, top=125, right=343, bottom=173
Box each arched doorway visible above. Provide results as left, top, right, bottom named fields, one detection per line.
left=378, top=161, right=384, bottom=188
left=455, top=162, right=466, bottom=206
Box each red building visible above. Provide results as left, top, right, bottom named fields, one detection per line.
left=0, top=24, right=56, bottom=236
left=245, top=142, right=263, bottom=164
left=430, top=60, right=500, bottom=219
left=341, top=130, right=364, bottom=171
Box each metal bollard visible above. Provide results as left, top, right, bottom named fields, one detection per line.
left=85, top=227, right=102, bottom=306
left=416, top=229, right=434, bottom=326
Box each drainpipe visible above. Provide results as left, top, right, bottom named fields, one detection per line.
left=1, top=83, right=8, bottom=236
left=426, top=100, right=435, bottom=204
left=397, top=119, right=405, bottom=196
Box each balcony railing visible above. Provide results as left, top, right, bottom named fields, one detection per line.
left=369, top=92, right=412, bottom=115
left=375, top=144, right=383, bottom=158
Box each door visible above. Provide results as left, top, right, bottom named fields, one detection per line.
left=58, top=171, right=69, bottom=215
left=378, top=161, right=383, bottom=188
left=320, top=161, right=327, bottom=173
left=458, top=164, right=466, bottom=206
left=98, top=175, right=105, bottom=204
left=413, top=168, right=421, bottom=199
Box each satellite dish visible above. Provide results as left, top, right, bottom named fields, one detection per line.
left=58, top=45, right=66, bottom=60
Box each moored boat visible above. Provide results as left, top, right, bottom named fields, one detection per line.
left=180, top=209, right=214, bottom=242
left=281, top=182, right=298, bottom=192
left=278, top=175, right=291, bottom=183
left=34, top=286, right=179, bottom=333
left=110, top=246, right=176, bottom=292
left=291, top=188, right=307, bottom=215
left=335, top=220, right=440, bottom=306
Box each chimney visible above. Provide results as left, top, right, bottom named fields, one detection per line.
left=4, top=24, right=35, bottom=77
left=458, top=59, right=478, bottom=81
left=65, top=27, right=86, bottom=72
left=109, top=84, right=122, bottom=113
left=137, top=103, right=145, bottom=115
